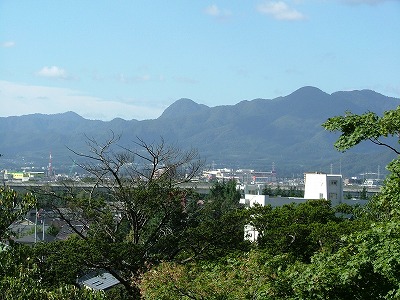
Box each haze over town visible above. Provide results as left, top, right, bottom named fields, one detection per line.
left=1, top=0, right=399, bottom=121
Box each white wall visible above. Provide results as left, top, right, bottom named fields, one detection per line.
left=304, top=173, right=327, bottom=200
left=240, top=194, right=307, bottom=208
left=304, top=173, right=343, bottom=206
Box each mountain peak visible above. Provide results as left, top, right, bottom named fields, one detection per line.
left=289, top=86, right=328, bottom=98
left=159, top=98, right=209, bottom=119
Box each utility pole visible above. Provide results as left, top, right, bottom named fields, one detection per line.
left=34, top=208, right=37, bottom=243
left=0, top=154, right=4, bottom=187
left=42, top=212, right=45, bottom=241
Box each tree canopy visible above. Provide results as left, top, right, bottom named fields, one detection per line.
left=18, top=135, right=249, bottom=299
left=0, top=187, right=36, bottom=240
left=3, top=103, right=400, bottom=300
left=322, top=106, right=400, bottom=154
left=142, top=107, right=400, bottom=299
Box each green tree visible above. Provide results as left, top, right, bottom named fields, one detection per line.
left=248, top=200, right=358, bottom=262
left=364, top=157, right=400, bottom=221
left=32, top=237, right=86, bottom=288
left=323, top=107, right=400, bottom=220
left=290, top=106, right=400, bottom=298
left=0, top=187, right=36, bottom=240
left=37, top=136, right=252, bottom=298
left=262, top=185, right=274, bottom=196
left=0, top=243, right=105, bottom=300
left=359, top=186, right=368, bottom=200
left=206, top=180, right=242, bottom=215
left=322, top=107, right=400, bottom=154
left=282, top=220, right=400, bottom=299
left=36, top=134, right=205, bottom=298
left=141, top=250, right=289, bottom=300
left=177, top=180, right=249, bottom=262
left=143, top=107, right=400, bottom=299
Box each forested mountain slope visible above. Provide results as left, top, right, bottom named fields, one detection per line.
left=1, top=86, right=398, bottom=176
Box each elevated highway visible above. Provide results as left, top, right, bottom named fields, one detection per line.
left=3, top=181, right=381, bottom=197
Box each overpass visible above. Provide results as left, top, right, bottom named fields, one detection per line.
left=3, top=181, right=381, bottom=197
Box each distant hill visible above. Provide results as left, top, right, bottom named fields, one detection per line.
left=0, top=86, right=398, bottom=177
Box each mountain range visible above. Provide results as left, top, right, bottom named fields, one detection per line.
left=1, top=86, right=399, bottom=177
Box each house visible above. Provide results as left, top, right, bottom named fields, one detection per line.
left=77, top=270, right=120, bottom=292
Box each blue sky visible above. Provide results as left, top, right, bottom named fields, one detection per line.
left=1, top=0, right=399, bottom=120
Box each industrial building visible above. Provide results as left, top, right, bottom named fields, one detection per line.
left=240, top=172, right=368, bottom=242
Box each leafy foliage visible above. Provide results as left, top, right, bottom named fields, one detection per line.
left=362, top=157, right=400, bottom=221
left=141, top=250, right=286, bottom=300
left=5, top=104, right=400, bottom=299
left=0, top=187, right=36, bottom=240
left=177, top=180, right=250, bottom=261
left=142, top=106, right=400, bottom=299
left=142, top=217, right=400, bottom=300
left=0, top=244, right=105, bottom=300
left=32, top=136, right=253, bottom=298
left=322, top=107, right=400, bottom=154
left=248, top=200, right=361, bottom=262
left=285, top=221, right=400, bottom=299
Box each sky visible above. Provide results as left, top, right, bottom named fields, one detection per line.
left=0, top=0, right=399, bottom=121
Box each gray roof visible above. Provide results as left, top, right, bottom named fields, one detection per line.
left=15, top=232, right=56, bottom=244
left=77, top=270, right=120, bottom=291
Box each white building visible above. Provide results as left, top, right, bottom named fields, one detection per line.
left=303, top=173, right=343, bottom=206
left=240, top=193, right=308, bottom=208
left=240, top=172, right=366, bottom=242
left=240, top=173, right=349, bottom=208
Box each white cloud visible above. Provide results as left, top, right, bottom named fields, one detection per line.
left=205, top=4, right=220, bottom=16
left=257, top=1, right=305, bottom=21
left=1, top=41, right=15, bottom=48
left=204, top=4, right=232, bottom=19
left=0, top=80, right=163, bottom=121
left=36, top=66, right=68, bottom=79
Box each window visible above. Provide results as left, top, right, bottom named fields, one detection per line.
left=330, top=180, right=337, bottom=185
left=329, top=193, right=337, bottom=200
